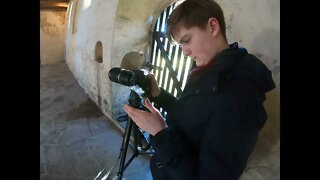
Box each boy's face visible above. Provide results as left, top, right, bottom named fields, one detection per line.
left=173, top=24, right=217, bottom=67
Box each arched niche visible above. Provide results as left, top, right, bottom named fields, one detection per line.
left=95, top=41, right=103, bottom=63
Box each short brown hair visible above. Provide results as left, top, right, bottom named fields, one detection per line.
left=166, top=0, right=226, bottom=43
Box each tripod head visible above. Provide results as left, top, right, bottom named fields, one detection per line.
left=128, top=87, right=149, bottom=112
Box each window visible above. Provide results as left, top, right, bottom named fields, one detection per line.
left=150, top=2, right=193, bottom=98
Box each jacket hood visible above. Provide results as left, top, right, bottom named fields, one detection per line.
left=214, top=45, right=276, bottom=94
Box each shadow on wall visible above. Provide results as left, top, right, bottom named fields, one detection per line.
left=120, top=51, right=144, bottom=70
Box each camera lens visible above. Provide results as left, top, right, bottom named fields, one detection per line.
left=109, top=68, right=137, bottom=86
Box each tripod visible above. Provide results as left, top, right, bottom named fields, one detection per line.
left=116, top=88, right=155, bottom=179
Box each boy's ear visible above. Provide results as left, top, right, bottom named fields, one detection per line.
left=208, top=17, right=220, bottom=36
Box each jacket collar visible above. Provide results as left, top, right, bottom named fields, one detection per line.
left=184, top=42, right=247, bottom=93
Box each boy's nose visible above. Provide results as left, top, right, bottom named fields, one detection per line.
left=182, top=45, right=191, bottom=56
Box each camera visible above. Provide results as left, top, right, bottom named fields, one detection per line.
left=108, top=67, right=151, bottom=110
left=109, top=68, right=150, bottom=91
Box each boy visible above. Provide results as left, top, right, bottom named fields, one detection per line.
left=124, top=0, right=275, bottom=179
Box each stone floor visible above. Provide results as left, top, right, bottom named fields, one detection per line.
left=40, top=61, right=152, bottom=180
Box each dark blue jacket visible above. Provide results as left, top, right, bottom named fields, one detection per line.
left=149, top=43, right=276, bottom=180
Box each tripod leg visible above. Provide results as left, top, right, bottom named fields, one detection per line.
left=117, top=117, right=133, bottom=179
left=122, top=123, right=140, bottom=170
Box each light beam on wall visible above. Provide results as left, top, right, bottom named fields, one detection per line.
left=83, top=0, right=92, bottom=10
left=67, top=2, right=74, bottom=30
left=56, top=3, right=68, bottom=8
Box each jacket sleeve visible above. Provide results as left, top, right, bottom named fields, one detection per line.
left=149, top=87, right=177, bottom=113
left=151, top=93, right=261, bottom=180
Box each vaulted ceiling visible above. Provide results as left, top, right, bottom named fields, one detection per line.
left=40, top=0, right=70, bottom=10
